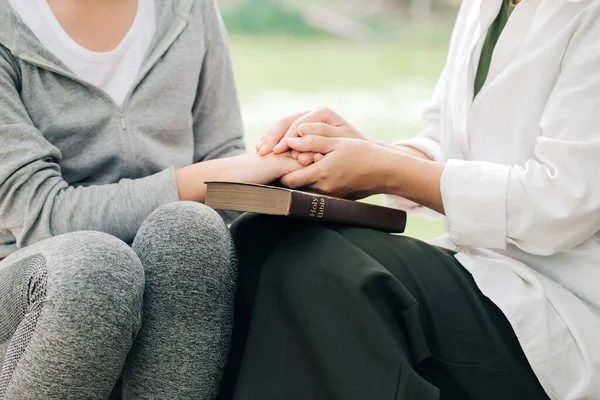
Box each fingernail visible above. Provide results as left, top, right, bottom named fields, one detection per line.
left=291, top=151, right=299, bottom=159
left=258, top=145, right=268, bottom=154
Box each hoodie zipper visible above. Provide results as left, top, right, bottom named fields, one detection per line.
left=15, top=18, right=188, bottom=177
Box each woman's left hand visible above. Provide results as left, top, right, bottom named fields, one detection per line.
left=256, top=107, right=367, bottom=166
left=279, top=135, right=390, bottom=200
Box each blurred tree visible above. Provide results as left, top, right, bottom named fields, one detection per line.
left=221, top=0, right=324, bottom=36
left=219, top=0, right=460, bottom=38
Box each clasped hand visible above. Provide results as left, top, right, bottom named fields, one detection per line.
left=258, top=107, right=388, bottom=199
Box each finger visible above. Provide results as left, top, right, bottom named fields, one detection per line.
left=258, top=135, right=282, bottom=156
left=255, top=138, right=265, bottom=152
left=297, top=122, right=339, bottom=138
left=278, top=154, right=305, bottom=175
left=260, top=111, right=309, bottom=156
left=280, top=163, right=320, bottom=189
left=287, top=136, right=337, bottom=154
left=291, top=150, right=300, bottom=160
left=298, top=152, right=316, bottom=166
left=273, top=107, right=342, bottom=154
left=314, top=153, right=325, bottom=163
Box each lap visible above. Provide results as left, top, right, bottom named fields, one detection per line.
left=325, top=226, right=528, bottom=362
left=0, top=202, right=234, bottom=322
left=232, top=215, right=477, bottom=321
left=229, top=214, right=547, bottom=399
left=0, top=201, right=231, bottom=293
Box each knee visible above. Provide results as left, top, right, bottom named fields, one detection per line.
left=133, top=202, right=237, bottom=287
left=44, top=231, right=144, bottom=323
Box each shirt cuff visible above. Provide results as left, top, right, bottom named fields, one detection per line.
left=395, top=135, right=444, bottom=163
left=441, top=159, right=510, bottom=249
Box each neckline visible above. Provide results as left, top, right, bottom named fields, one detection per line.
left=34, top=0, right=146, bottom=64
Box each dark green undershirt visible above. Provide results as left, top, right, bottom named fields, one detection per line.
left=474, top=0, right=516, bottom=97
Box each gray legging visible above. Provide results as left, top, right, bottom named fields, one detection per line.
left=0, top=202, right=237, bottom=399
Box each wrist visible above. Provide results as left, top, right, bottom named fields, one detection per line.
left=378, top=149, right=446, bottom=214
left=375, top=148, right=432, bottom=194
left=175, top=154, right=249, bottom=202
left=373, top=147, right=410, bottom=195
left=176, top=163, right=204, bottom=202
left=230, top=152, right=293, bottom=185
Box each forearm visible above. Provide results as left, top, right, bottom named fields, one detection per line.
left=388, top=142, right=432, bottom=161
left=177, top=154, right=251, bottom=202
left=376, top=147, right=445, bottom=214
left=176, top=152, right=300, bottom=202
left=367, top=136, right=433, bottom=160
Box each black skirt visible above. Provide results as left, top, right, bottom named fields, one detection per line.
left=218, top=214, right=549, bottom=400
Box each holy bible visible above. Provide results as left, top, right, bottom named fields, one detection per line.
left=205, top=182, right=407, bottom=233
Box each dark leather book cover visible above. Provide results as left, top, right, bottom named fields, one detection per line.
left=205, top=182, right=407, bottom=233
left=287, top=190, right=406, bottom=233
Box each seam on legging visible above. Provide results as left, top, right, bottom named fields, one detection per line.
left=0, top=254, right=48, bottom=399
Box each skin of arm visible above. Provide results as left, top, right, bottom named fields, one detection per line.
left=176, top=152, right=303, bottom=202
left=277, top=134, right=445, bottom=214
left=376, top=146, right=445, bottom=214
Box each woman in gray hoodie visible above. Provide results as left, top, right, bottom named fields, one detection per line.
left=0, top=0, right=300, bottom=398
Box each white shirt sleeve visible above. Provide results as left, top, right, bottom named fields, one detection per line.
left=396, top=66, right=448, bottom=163
left=442, top=18, right=600, bottom=255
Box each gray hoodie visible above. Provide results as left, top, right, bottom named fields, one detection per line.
left=0, top=0, right=246, bottom=258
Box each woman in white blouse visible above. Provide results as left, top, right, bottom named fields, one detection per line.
left=220, top=0, right=600, bottom=399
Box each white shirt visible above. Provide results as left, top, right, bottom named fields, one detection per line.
left=387, top=0, right=600, bottom=398
left=8, top=0, right=156, bottom=105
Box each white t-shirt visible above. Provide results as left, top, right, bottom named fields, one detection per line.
left=8, top=0, right=156, bottom=106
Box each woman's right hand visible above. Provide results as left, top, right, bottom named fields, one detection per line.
left=256, top=107, right=366, bottom=166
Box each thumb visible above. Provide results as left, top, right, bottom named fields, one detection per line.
left=287, top=135, right=336, bottom=154
left=297, top=122, right=337, bottom=138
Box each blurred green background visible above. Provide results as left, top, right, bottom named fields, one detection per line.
left=221, top=0, right=460, bottom=240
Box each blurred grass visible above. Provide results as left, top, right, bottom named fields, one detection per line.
left=229, top=34, right=450, bottom=240
left=230, top=35, right=449, bottom=97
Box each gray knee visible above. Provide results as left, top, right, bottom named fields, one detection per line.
left=44, top=231, right=145, bottom=328
left=133, top=202, right=237, bottom=288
